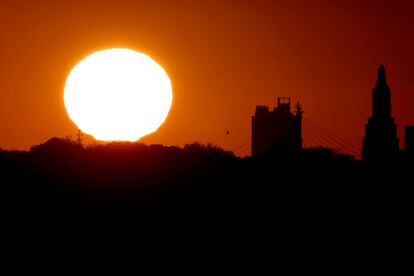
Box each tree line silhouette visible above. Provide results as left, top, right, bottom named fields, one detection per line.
left=1, top=137, right=412, bottom=211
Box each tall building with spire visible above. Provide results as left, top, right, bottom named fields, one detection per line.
left=362, top=65, right=399, bottom=160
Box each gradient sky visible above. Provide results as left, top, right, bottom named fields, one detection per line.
left=0, top=0, right=413, bottom=156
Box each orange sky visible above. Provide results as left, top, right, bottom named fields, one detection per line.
left=0, top=0, right=413, bottom=155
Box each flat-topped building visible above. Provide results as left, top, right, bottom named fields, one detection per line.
left=406, top=126, right=414, bottom=154
left=252, top=97, right=302, bottom=156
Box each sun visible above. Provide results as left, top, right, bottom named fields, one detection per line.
left=64, top=48, right=173, bottom=141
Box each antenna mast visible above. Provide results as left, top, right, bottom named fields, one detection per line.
left=77, top=129, right=83, bottom=146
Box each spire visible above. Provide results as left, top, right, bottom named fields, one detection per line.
left=376, top=64, right=387, bottom=86
left=372, top=64, right=391, bottom=119
left=295, top=102, right=303, bottom=116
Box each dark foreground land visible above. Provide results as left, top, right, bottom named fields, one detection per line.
left=2, top=138, right=413, bottom=264
left=1, top=138, right=412, bottom=214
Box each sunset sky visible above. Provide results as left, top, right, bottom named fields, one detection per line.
left=0, top=0, right=413, bottom=155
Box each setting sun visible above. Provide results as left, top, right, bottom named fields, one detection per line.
left=64, top=48, right=172, bottom=141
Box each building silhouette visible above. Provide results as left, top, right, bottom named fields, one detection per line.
left=406, top=126, right=414, bottom=154
left=362, top=65, right=399, bottom=160
left=252, top=97, right=302, bottom=155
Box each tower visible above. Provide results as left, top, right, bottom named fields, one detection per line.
left=406, top=126, right=414, bottom=154
left=362, top=65, right=399, bottom=160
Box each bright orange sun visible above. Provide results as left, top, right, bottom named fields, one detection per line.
left=64, top=48, right=173, bottom=141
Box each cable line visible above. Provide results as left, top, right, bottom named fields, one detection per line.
left=303, top=117, right=361, bottom=152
